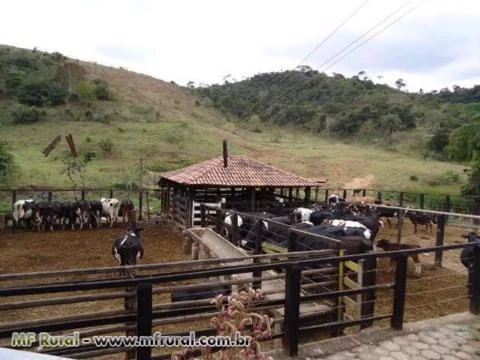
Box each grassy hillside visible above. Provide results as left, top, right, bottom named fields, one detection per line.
left=0, top=46, right=471, bottom=194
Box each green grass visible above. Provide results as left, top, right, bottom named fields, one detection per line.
left=0, top=59, right=470, bottom=196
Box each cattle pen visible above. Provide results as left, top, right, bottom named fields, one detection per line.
left=1, top=204, right=480, bottom=359
left=0, top=241, right=478, bottom=359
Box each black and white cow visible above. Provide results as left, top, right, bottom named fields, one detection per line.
left=460, top=232, right=480, bottom=269
left=35, top=201, right=62, bottom=231
left=89, top=200, right=103, bottom=228
left=12, top=199, right=35, bottom=229
left=112, top=225, right=144, bottom=277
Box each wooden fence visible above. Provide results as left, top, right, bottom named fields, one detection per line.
left=0, top=242, right=479, bottom=359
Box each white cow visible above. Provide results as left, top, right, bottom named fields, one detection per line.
left=100, top=198, right=120, bottom=228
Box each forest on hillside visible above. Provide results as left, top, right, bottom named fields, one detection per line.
left=194, top=67, right=480, bottom=164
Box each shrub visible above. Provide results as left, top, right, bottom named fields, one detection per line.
left=93, top=79, right=113, bottom=100
left=11, top=105, right=46, bottom=124
left=443, top=170, right=460, bottom=184
left=99, top=139, right=113, bottom=154
left=18, top=80, right=66, bottom=106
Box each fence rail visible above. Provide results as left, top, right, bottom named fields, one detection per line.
left=0, top=243, right=479, bottom=359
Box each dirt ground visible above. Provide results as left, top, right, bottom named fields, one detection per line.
left=0, top=219, right=472, bottom=358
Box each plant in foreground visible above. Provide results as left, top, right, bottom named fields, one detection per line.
left=172, top=288, right=273, bottom=360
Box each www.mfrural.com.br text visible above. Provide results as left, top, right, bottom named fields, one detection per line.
left=11, top=331, right=251, bottom=348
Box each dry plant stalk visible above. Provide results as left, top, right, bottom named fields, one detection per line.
left=172, top=288, right=274, bottom=360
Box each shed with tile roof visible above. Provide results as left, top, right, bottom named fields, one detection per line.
left=158, top=149, right=326, bottom=228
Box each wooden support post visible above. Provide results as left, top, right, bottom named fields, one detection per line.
left=200, top=204, right=206, bottom=228
left=81, top=190, right=85, bottom=201
left=12, top=190, right=16, bottom=206
left=469, top=246, right=480, bottom=315
left=252, top=219, right=263, bottom=289
left=250, top=188, right=256, bottom=212
left=396, top=210, right=404, bottom=244
left=48, top=191, right=52, bottom=203
left=419, top=193, right=425, bottom=209
left=377, top=191, right=382, bottom=203
left=136, top=283, right=152, bottom=360
left=216, top=211, right=222, bottom=235
left=399, top=192, right=404, bottom=207
left=283, top=266, right=302, bottom=357
left=231, top=213, right=239, bottom=246
left=109, top=189, right=114, bottom=199
left=324, top=189, right=329, bottom=203
left=314, top=187, right=319, bottom=202
left=138, top=190, right=143, bottom=221
left=125, top=282, right=137, bottom=360
left=435, top=215, right=446, bottom=266
left=145, top=190, right=151, bottom=221
left=391, top=255, right=408, bottom=330
left=288, top=188, right=293, bottom=207
left=343, top=189, right=347, bottom=200
left=362, top=189, right=366, bottom=197
left=304, top=186, right=311, bottom=205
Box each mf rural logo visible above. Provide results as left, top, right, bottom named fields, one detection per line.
left=11, top=332, right=81, bottom=348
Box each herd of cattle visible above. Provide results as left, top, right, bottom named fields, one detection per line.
left=12, top=198, right=136, bottom=231
left=221, top=195, right=439, bottom=276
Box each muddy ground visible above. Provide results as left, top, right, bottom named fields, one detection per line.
left=0, top=218, right=472, bottom=358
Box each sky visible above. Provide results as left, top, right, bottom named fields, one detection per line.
left=1, top=0, right=479, bottom=92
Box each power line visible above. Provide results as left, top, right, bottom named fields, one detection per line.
left=255, top=0, right=370, bottom=118
left=315, top=0, right=417, bottom=72
left=298, top=0, right=369, bottom=66
left=322, top=1, right=426, bottom=72
left=255, top=0, right=424, bottom=121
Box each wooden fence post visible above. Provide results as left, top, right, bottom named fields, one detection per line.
left=343, top=189, right=347, bottom=200
left=216, top=211, right=222, bottom=234
left=435, top=215, right=446, bottom=266
left=200, top=204, right=206, bottom=228
left=125, top=283, right=137, bottom=360
left=136, top=283, right=153, bottom=360
left=419, top=193, right=425, bottom=209
left=399, top=192, right=404, bottom=207
left=110, top=189, right=114, bottom=199
left=81, top=190, right=85, bottom=201
left=396, top=210, right=404, bottom=244
left=231, top=213, right=239, bottom=246
left=362, top=189, right=366, bottom=197
left=469, top=246, right=480, bottom=315
left=48, top=191, right=52, bottom=203
left=391, top=255, right=408, bottom=330
left=252, top=218, right=263, bottom=289
left=377, top=191, right=382, bottom=203
left=138, top=190, right=143, bottom=221
left=324, top=189, right=329, bottom=203
left=287, top=231, right=296, bottom=252
left=283, top=266, right=302, bottom=357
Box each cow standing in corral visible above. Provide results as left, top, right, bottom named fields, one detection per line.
left=375, top=239, right=422, bottom=276
left=112, top=225, right=144, bottom=277
left=12, top=199, right=35, bottom=230
left=89, top=200, right=103, bottom=228
left=101, top=198, right=120, bottom=228
left=405, top=208, right=436, bottom=236
left=119, top=200, right=135, bottom=225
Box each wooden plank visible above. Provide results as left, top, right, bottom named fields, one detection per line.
left=343, top=277, right=358, bottom=290
left=344, top=260, right=360, bottom=272
left=262, top=242, right=287, bottom=254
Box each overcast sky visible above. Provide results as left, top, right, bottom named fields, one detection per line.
left=1, top=0, right=479, bottom=91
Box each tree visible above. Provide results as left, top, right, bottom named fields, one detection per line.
left=0, top=141, right=14, bottom=186
left=462, top=160, right=480, bottom=196
left=395, top=78, right=406, bottom=91
left=61, top=156, right=88, bottom=189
